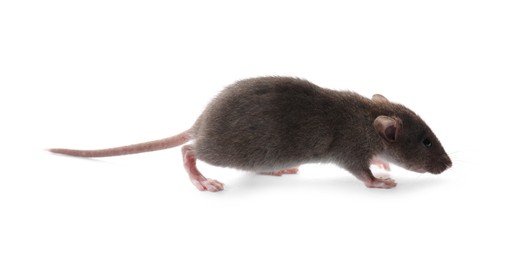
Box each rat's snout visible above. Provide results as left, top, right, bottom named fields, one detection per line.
left=444, top=154, right=452, bottom=169
left=428, top=154, right=452, bottom=174
left=446, top=160, right=452, bottom=170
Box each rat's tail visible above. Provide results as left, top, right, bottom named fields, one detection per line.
left=48, top=130, right=192, bottom=157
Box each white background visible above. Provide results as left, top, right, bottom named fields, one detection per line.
left=1, top=0, right=515, bottom=259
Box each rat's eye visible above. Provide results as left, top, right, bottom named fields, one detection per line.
left=422, top=138, right=432, bottom=148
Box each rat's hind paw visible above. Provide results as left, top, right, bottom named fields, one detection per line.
left=365, top=177, right=397, bottom=189
left=191, top=178, right=225, bottom=192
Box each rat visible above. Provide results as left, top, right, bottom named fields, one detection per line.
left=49, top=76, right=452, bottom=192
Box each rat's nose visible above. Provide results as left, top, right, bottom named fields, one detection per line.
left=443, top=155, right=452, bottom=170
left=446, top=162, right=452, bottom=169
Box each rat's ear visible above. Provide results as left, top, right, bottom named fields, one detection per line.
left=373, top=116, right=402, bottom=142
left=372, top=94, right=389, bottom=102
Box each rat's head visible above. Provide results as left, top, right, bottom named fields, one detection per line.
left=372, top=94, right=452, bottom=174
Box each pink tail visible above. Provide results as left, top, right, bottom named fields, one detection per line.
left=49, top=130, right=192, bottom=157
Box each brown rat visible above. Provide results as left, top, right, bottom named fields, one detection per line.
left=49, top=76, right=452, bottom=192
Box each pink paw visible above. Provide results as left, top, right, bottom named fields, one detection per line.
left=260, top=168, right=299, bottom=176
left=191, top=178, right=224, bottom=192
left=365, top=177, right=397, bottom=189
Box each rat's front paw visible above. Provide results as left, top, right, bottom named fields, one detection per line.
left=365, top=177, right=397, bottom=189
